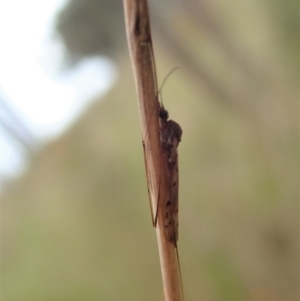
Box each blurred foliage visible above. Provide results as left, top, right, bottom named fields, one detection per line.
left=1, top=0, right=299, bottom=300
left=55, top=0, right=125, bottom=65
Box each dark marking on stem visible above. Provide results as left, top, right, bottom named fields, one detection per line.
left=134, top=13, right=141, bottom=36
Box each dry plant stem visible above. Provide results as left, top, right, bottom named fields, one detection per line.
left=123, top=1, right=183, bottom=300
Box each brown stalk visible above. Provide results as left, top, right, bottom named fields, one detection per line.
left=123, top=1, right=183, bottom=300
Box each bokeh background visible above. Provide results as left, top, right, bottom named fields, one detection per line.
left=1, top=0, right=299, bottom=300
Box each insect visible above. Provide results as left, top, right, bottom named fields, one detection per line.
left=142, top=65, right=182, bottom=246
left=158, top=104, right=182, bottom=245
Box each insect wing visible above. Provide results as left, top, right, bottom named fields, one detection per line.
left=166, top=148, right=179, bottom=245
left=160, top=120, right=182, bottom=246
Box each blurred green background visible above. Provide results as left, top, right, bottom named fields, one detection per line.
left=1, top=0, right=299, bottom=300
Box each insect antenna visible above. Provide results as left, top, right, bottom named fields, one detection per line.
left=157, top=67, right=179, bottom=106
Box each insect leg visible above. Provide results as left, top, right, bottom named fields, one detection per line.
left=142, top=140, right=161, bottom=227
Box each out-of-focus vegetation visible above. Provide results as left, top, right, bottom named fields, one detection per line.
left=1, top=0, right=299, bottom=300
